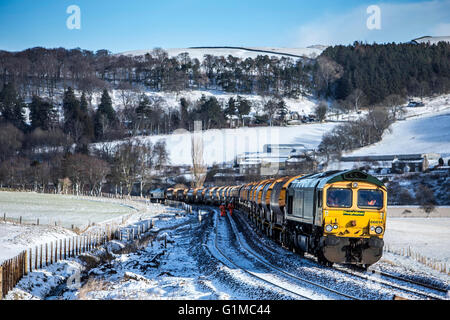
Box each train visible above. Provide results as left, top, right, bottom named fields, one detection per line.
left=162, top=169, right=387, bottom=268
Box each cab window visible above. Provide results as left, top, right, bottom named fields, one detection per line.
left=357, top=189, right=383, bottom=209
left=326, top=188, right=352, bottom=208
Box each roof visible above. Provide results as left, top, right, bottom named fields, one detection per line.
left=289, top=169, right=385, bottom=190
left=341, top=153, right=441, bottom=162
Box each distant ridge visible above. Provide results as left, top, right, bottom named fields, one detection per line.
left=188, top=46, right=313, bottom=59
left=119, top=46, right=324, bottom=61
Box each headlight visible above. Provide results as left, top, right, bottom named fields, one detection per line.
left=333, top=224, right=338, bottom=229
left=375, top=226, right=383, bottom=234
left=325, top=225, right=333, bottom=232
left=370, top=226, right=375, bottom=232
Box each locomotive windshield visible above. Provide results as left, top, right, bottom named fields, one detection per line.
left=357, top=189, right=383, bottom=209
left=326, top=188, right=352, bottom=208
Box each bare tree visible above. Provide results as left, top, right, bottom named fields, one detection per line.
left=415, top=184, right=436, bottom=214
left=316, top=56, right=343, bottom=95
left=347, top=89, right=367, bottom=113
left=153, top=139, right=169, bottom=172
left=383, top=94, right=406, bottom=120
left=0, top=123, right=24, bottom=162
left=191, top=121, right=207, bottom=188
left=85, top=156, right=110, bottom=195
left=314, top=101, right=328, bottom=122
left=112, top=139, right=153, bottom=196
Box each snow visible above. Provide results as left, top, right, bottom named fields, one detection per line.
left=119, top=46, right=324, bottom=61
left=4, top=204, right=449, bottom=300
left=347, top=96, right=450, bottom=158
left=0, top=222, right=76, bottom=264
left=0, top=195, right=168, bottom=264
left=0, top=191, right=136, bottom=229
left=94, top=122, right=337, bottom=167
left=384, top=218, right=450, bottom=264
left=98, top=88, right=319, bottom=116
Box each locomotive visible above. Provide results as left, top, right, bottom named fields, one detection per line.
left=164, top=169, right=387, bottom=268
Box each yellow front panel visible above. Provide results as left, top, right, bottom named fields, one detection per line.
left=322, top=182, right=387, bottom=239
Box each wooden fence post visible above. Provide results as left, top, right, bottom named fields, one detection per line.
left=39, top=245, right=43, bottom=269
left=0, top=265, right=3, bottom=300
left=50, top=242, right=53, bottom=264
left=24, top=250, right=28, bottom=275
left=35, top=246, right=38, bottom=270
left=29, top=248, right=32, bottom=273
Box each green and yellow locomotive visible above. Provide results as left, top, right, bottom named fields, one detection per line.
left=166, top=169, right=387, bottom=268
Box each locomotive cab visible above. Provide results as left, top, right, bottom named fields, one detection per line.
left=286, top=170, right=387, bottom=267
left=321, top=179, right=386, bottom=266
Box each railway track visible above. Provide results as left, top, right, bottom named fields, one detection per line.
left=207, top=209, right=311, bottom=300
left=208, top=207, right=359, bottom=300
left=232, top=208, right=447, bottom=300
left=333, top=265, right=447, bottom=300
left=226, top=211, right=360, bottom=300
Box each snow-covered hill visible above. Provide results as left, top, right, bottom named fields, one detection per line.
left=93, top=94, right=450, bottom=168
left=102, top=88, right=318, bottom=115
left=119, top=46, right=324, bottom=61
left=347, top=104, right=450, bottom=158
left=94, top=122, right=338, bottom=167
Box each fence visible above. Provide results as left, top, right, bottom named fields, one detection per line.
left=0, top=195, right=195, bottom=299
left=384, top=245, right=449, bottom=275
left=0, top=218, right=154, bottom=300
left=0, top=193, right=147, bottom=231
left=165, top=200, right=193, bottom=213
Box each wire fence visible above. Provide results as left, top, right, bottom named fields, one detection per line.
left=165, top=200, right=193, bottom=213
left=383, top=245, right=449, bottom=275
left=0, top=218, right=155, bottom=300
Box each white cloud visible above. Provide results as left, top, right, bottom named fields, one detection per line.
left=294, top=0, right=450, bottom=47
left=432, top=22, right=450, bottom=35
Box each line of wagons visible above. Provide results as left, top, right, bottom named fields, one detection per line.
left=158, top=169, right=387, bottom=268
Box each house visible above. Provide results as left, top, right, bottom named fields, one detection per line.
left=340, top=153, right=441, bottom=174
left=237, top=144, right=317, bottom=176
left=263, top=143, right=312, bottom=155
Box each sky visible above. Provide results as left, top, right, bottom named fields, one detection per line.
left=0, top=0, right=449, bottom=53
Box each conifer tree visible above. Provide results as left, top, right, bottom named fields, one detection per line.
left=0, top=83, right=27, bottom=131
left=28, top=96, right=56, bottom=131
left=63, top=87, right=81, bottom=135
left=94, top=89, right=116, bottom=140
left=97, top=88, right=116, bottom=122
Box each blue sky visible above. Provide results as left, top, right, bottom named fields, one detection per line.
left=0, top=0, right=449, bottom=53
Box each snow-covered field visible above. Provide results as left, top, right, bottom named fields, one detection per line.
left=0, top=192, right=136, bottom=228
left=0, top=196, right=169, bottom=265
left=384, top=218, right=450, bottom=265
left=0, top=222, right=76, bottom=264
left=94, top=122, right=337, bottom=166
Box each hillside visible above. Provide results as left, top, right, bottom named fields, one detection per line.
left=119, top=46, right=324, bottom=61
left=346, top=95, right=450, bottom=159
left=93, top=121, right=338, bottom=167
